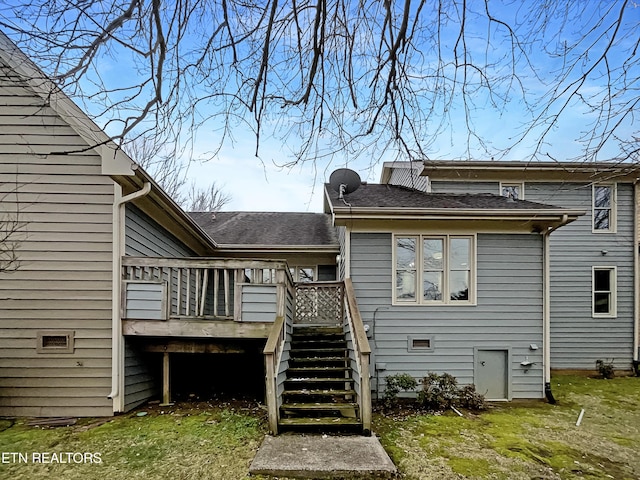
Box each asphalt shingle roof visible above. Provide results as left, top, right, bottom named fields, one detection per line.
left=189, top=211, right=339, bottom=246
left=326, top=183, right=563, bottom=210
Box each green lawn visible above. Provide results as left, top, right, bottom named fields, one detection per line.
left=0, top=375, right=638, bottom=479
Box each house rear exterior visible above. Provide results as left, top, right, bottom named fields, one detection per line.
left=383, top=161, right=640, bottom=372
left=1, top=29, right=612, bottom=424
left=324, top=182, right=583, bottom=400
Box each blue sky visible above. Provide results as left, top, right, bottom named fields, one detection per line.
left=2, top=1, right=637, bottom=212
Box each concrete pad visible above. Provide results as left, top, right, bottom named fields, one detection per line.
left=249, top=434, right=397, bottom=479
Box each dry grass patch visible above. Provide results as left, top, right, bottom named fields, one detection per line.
left=375, top=375, right=640, bottom=480
left=0, top=401, right=267, bottom=480
left=0, top=375, right=638, bottom=479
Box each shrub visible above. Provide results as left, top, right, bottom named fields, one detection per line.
left=418, top=372, right=459, bottom=410
left=383, top=373, right=418, bottom=405
left=418, top=372, right=486, bottom=411
left=458, top=384, right=487, bottom=410
left=596, top=359, right=615, bottom=379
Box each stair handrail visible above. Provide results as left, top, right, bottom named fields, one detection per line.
left=343, top=278, right=372, bottom=434
left=263, top=315, right=286, bottom=434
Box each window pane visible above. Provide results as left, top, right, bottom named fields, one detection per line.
left=299, top=267, right=314, bottom=283
left=450, top=238, right=470, bottom=270
left=593, top=208, right=610, bottom=230
left=396, top=271, right=416, bottom=300
left=594, top=269, right=611, bottom=291
left=396, top=238, right=416, bottom=269
left=423, top=239, right=443, bottom=270
left=450, top=271, right=469, bottom=301
left=594, top=292, right=611, bottom=314
left=318, top=265, right=336, bottom=281
left=502, top=185, right=520, bottom=199
left=594, top=186, right=611, bottom=208
left=423, top=272, right=442, bottom=301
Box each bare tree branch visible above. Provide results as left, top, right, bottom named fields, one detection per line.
left=0, top=178, right=27, bottom=273
left=123, top=134, right=231, bottom=210
left=185, top=182, right=232, bottom=212
left=0, top=0, right=637, bottom=168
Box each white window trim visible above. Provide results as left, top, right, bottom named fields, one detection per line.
left=499, top=182, right=524, bottom=200
left=289, top=266, right=317, bottom=283
left=592, top=266, right=617, bottom=318
left=592, top=183, right=617, bottom=233
left=393, top=234, right=477, bottom=306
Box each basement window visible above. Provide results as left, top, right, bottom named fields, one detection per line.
left=408, top=336, right=434, bottom=352
left=37, top=331, right=74, bottom=354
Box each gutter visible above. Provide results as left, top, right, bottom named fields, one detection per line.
left=107, top=182, right=152, bottom=408
left=214, top=244, right=339, bottom=254
left=542, top=214, right=569, bottom=404
left=330, top=208, right=585, bottom=224
left=634, top=181, right=640, bottom=369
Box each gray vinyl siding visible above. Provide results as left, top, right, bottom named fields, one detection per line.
left=124, top=340, right=160, bottom=412
left=124, top=282, right=166, bottom=320
left=241, top=284, right=278, bottom=322
left=350, top=232, right=544, bottom=399
left=123, top=204, right=196, bottom=409
left=125, top=204, right=194, bottom=257
left=525, top=182, right=635, bottom=369
left=426, top=177, right=636, bottom=370
left=0, top=63, right=114, bottom=416
left=386, top=164, right=430, bottom=191
left=430, top=181, right=499, bottom=195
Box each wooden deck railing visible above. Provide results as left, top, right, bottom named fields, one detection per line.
left=263, top=273, right=296, bottom=434
left=294, top=281, right=344, bottom=324
left=344, top=278, right=372, bottom=435
left=121, top=257, right=291, bottom=322
left=263, top=315, right=286, bottom=434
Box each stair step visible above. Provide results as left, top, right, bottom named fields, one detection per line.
left=292, top=326, right=344, bottom=336
left=291, top=340, right=347, bottom=347
left=285, top=377, right=353, bottom=384
left=280, top=402, right=359, bottom=412
left=283, top=389, right=356, bottom=396
left=289, top=356, right=347, bottom=364
left=290, top=348, right=346, bottom=355
left=286, top=368, right=348, bottom=378
left=279, top=417, right=362, bottom=427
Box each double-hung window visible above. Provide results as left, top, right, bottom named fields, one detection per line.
left=394, top=235, right=474, bottom=304
left=593, top=184, right=616, bottom=232
left=593, top=267, right=616, bottom=317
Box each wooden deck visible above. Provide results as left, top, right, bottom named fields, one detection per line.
left=122, top=317, right=272, bottom=338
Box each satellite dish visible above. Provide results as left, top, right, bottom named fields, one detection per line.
left=329, top=168, right=361, bottom=199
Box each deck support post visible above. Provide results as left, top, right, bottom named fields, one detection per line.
left=161, top=352, right=173, bottom=406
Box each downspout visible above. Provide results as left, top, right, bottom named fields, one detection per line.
left=633, top=180, right=640, bottom=374
left=108, top=182, right=152, bottom=409
left=542, top=214, right=568, bottom=404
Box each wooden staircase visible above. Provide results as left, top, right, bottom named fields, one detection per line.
left=279, top=325, right=363, bottom=431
